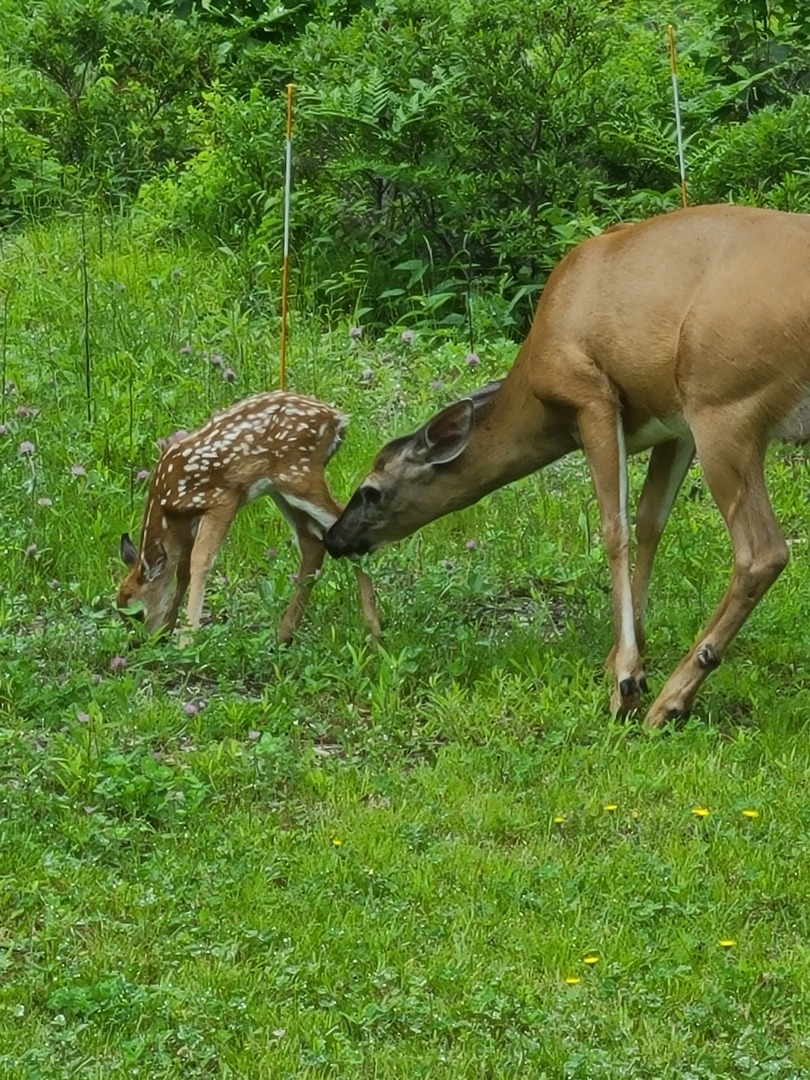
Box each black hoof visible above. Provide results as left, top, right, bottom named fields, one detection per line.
left=697, top=644, right=720, bottom=670
left=619, top=677, right=636, bottom=699
left=619, top=675, right=648, bottom=699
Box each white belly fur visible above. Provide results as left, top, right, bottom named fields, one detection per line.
left=774, top=386, right=810, bottom=443
left=625, top=414, right=691, bottom=455
left=246, top=477, right=275, bottom=503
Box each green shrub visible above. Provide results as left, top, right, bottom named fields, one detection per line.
left=692, top=94, right=810, bottom=209
left=4, top=0, right=215, bottom=210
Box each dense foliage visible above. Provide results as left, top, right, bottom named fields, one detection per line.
left=2, top=0, right=810, bottom=326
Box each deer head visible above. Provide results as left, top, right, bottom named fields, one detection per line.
left=119, top=531, right=177, bottom=632
left=325, top=380, right=512, bottom=557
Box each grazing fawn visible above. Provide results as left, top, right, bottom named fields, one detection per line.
left=118, top=391, right=381, bottom=643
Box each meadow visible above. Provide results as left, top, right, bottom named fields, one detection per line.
left=2, top=217, right=810, bottom=1078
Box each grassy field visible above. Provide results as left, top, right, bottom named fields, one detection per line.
left=2, top=218, right=810, bottom=1079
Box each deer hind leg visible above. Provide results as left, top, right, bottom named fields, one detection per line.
left=578, top=403, right=645, bottom=716
left=352, top=564, right=381, bottom=640
left=644, top=418, right=788, bottom=728
left=184, top=498, right=240, bottom=631
left=630, top=436, right=695, bottom=653
left=276, top=504, right=328, bottom=644
left=273, top=486, right=381, bottom=642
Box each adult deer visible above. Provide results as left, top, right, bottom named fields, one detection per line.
left=118, top=391, right=381, bottom=644
left=326, top=204, right=810, bottom=727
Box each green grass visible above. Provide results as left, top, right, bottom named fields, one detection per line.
left=2, top=216, right=810, bottom=1078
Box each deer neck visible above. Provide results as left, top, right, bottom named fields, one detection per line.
left=453, top=383, right=575, bottom=502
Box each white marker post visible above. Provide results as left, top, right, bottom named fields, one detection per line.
left=668, top=25, right=688, bottom=207
left=280, top=83, right=296, bottom=389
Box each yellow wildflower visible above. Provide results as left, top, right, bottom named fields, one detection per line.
left=719, top=938, right=737, bottom=948
left=565, top=976, right=581, bottom=985
left=742, top=809, right=760, bottom=819
left=553, top=815, right=566, bottom=824
left=583, top=954, right=599, bottom=966
left=331, top=837, right=343, bottom=847
left=603, top=803, right=618, bottom=813
left=692, top=807, right=710, bottom=818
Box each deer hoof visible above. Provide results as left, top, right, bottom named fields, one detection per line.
left=645, top=704, right=689, bottom=729
left=612, top=675, right=645, bottom=717
left=618, top=673, right=648, bottom=701
left=696, top=644, right=720, bottom=670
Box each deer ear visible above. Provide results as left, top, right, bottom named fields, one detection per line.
left=420, top=399, right=475, bottom=465
left=142, top=538, right=168, bottom=581
left=120, top=532, right=138, bottom=568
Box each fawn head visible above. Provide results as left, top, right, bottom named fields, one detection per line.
left=117, top=531, right=175, bottom=633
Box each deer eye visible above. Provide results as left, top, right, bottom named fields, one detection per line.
left=361, top=485, right=382, bottom=505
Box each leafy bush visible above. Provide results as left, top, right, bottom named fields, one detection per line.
left=692, top=94, right=810, bottom=209
left=135, top=82, right=285, bottom=243
left=133, top=0, right=691, bottom=328
left=6, top=0, right=810, bottom=330
left=703, top=0, right=810, bottom=116
left=274, top=0, right=664, bottom=290
left=3, top=0, right=215, bottom=212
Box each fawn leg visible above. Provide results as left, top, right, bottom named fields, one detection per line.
left=184, top=500, right=239, bottom=630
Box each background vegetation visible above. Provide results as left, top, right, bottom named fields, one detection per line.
left=2, top=1, right=810, bottom=1077
left=3, top=0, right=810, bottom=327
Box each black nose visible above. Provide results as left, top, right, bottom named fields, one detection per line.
left=325, top=534, right=349, bottom=558
left=325, top=528, right=367, bottom=559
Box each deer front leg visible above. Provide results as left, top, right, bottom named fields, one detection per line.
left=645, top=424, right=788, bottom=727
left=578, top=404, right=645, bottom=716
left=275, top=484, right=381, bottom=642
left=167, top=547, right=192, bottom=633
left=184, top=500, right=239, bottom=632
left=163, top=523, right=194, bottom=633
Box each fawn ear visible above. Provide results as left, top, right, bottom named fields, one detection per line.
left=142, top=538, right=168, bottom=581
left=120, top=532, right=138, bottom=568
